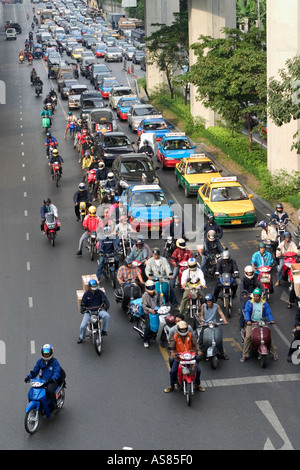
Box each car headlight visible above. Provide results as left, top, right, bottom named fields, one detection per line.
left=214, top=212, right=227, bottom=217
left=189, top=183, right=198, bottom=187
left=245, top=210, right=255, bottom=215
left=104, top=152, right=114, bottom=158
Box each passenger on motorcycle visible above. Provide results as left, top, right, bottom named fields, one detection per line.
left=199, top=230, right=223, bottom=273
left=240, top=288, right=278, bottom=362
left=180, top=257, right=206, bottom=317
left=30, top=67, right=37, bottom=83
left=145, top=247, right=180, bottom=309
left=213, top=250, right=239, bottom=302
left=34, top=75, right=43, bottom=87
left=170, top=238, right=193, bottom=288
left=96, top=226, right=119, bottom=283
left=76, top=206, right=103, bottom=256
left=40, top=198, right=58, bottom=232
left=275, top=232, right=299, bottom=286
left=201, top=214, right=223, bottom=240
left=251, top=242, right=273, bottom=274
left=64, top=111, right=78, bottom=138
left=25, top=344, right=62, bottom=411
left=44, top=132, right=57, bottom=157
left=142, top=280, right=164, bottom=348
left=239, top=266, right=262, bottom=328
left=49, top=148, right=64, bottom=178
left=73, top=183, right=92, bottom=221
left=116, top=257, right=144, bottom=310
left=164, top=321, right=205, bottom=393
left=198, top=294, right=228, bottom=358
left=115, top=215, right=136, bottom=247
left=77, top=279, right=110, bottom=343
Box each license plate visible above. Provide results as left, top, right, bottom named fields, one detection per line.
left=231, top=220, right=241, bottom=225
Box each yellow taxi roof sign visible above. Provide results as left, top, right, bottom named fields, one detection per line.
left=211, top=176, right=237, bottom=183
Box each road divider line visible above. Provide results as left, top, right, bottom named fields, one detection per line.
left=30, top=340, right=35, bottom=355
left=28, top=297, right=33, bottom=308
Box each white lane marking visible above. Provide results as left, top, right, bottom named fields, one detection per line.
left=256, top=400, right=294, bottom=450
left=30, top=341, right=35, bottom=355
left=24, top=210, right=28, bottom=216
left=26, top=233, right=29, bottom=241
left=28, top=297, right=33, bottom=308
left=26, top=262, right=30, bottom=271
left=24, top=192, right=27, bottom=197
left=202, top=373, right=300, bottom=388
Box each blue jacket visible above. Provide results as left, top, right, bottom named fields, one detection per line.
left=244, top=298, right=274, bottom=323
left=251, top=250, right=273, bottom=272
left=29, top=358, right=61, bottom=382
left=81, top=288, right=110, bottom=313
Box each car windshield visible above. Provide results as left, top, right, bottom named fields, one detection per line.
left=130, top=191, right=167, bottom=207
left=211, top=186, right=249, bottom=202
left=104, top=136, right=131, bottom=147
left=107, top=47, right=119, bottom=52
left=115, top=90, right=131, bottom=96
left=102, top=79, right=119, bottom=87
left=134, top=107, right=156, bottom=116
left=163, top=138, right=191, bottom=150
left=120, top=160, right=153, bottom=174
left=186, top=161, right=217, bottom=174
left=120, top=99, right=139, bottom=107
left=83, top=98, right=104, bottom=108
left=94, top=65, right=108, bottom=72
left=144, top=121, right=167, bottom=130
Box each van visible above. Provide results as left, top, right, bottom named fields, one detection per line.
left=56, top=66, right=75, bottom=91
left=6, top=28, right=17, bottom=40
left=41, top=32, right=52, bottom=43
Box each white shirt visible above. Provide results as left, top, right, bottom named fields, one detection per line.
left=181, top=267, right=206, bottom=287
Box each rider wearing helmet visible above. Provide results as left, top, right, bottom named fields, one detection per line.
left=239, top=266, right=262, bottom=328
left=165, top=321, right=205, bottom=393
left=258, top=220, right=278, bottom=258
left=170, top=238, right=193, bottom=288
left=270, top=203, right=289, bottom=225
left=201, top=214, right=223, bottom=240
left=251, top=242, right=273, bottom=274
left=105, top=172, right=117, bottom=192
left=44, top=132, right=57, bottom=157
left=48, top=148, right=64, bottom=177
left=138, top=138, right=154, bottom=158
left=213, top=250, right=239, bottom=302
left=199, top=294, right=228, bottom=358
left=96, top=226, right=119, bottom=283
left=141, top=280, right=164, bottom=348
left=25, top=344, right=62, bottom=411
left=73, top=182, right=92, bottom=221
left=78, top=279, right=110, bottom=343
left=180, top=257, right=206, bottom=317
left=275, top=231, right=299, bottom=286
left=76, top=206, right=103, bottom=256
left=240, top=288, right=278, bottom=362
left=199, top=229, right=223, bottom=274
left=40, top=198, right=58, bottom=231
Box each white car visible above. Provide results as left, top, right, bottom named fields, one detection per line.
left=6, top=28, right=17, bottom=40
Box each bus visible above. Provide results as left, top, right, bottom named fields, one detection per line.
left=131, top=28, right=145, bottom=47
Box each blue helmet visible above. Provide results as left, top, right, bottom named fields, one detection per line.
left=259, top=220, right=267, bottom=229
left=89, top=279, right=98, bottom=290
left=205, top=294, right=214, bottom=302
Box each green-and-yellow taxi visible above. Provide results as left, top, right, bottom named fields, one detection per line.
left=175, top=154, right=222, bottom=197
left=197, top=176, right=256, bottom=226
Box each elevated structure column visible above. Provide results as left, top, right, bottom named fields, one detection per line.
left=188, top=0, right=236, bottom=127
left=267, top=0, right=300, bottom=174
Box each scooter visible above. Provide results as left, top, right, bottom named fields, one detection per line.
left=241, top=321, right=272, bottom=368
left=42, top=116, right=51, bottom=132
left=218, top=272, right=239, bottom=318
left=152, top=276, right=170, bottom=304
left=257, top=266, right=273, bottom=301
left=133, top=305, right=174, bottom=345
left=184, top=280, right=203, bottom=320
left=35, top=83, right=43, bottom=96
left=114, top=280, right=142, bottom=319
left=176, top=351, right=197, bottom=406
left=176, top=260, right=188, bottom=288
left=44, top=213, right=60, bottom=247
left=24, top=378, right=66, bottom=434
left=282, top=252, right=300, bottom=284
left=51, top=162, right=62, bottom=187
left=197, top=321, right=226, bottom=370
left=19, top=54, right=24, bottom=63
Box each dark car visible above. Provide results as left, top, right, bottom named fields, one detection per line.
left=11, top=22, right=22, bottom=34
left=60, top=79, right=79, bottom=99
left=79, top=57, right=97, bottom=77
left=132, top=50, right=145, bottom=64
left=112, top=153, right=159, bottom=192
left=90, top=63, right=111, bottom=85
left=80, top=90, right=105, bottom=119
left=95, top=132, right=134, bottom=165
left=140, top=55, right=146, bottom=71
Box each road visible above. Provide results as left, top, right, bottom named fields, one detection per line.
left=0, top=2, right=299, bottom=452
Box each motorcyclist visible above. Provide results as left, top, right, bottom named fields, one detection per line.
left=105, top=172, right=118, bottom=193
left=213, top=250, right=239, bottom=302
left=251, top=242, right=273, bottom=274
left=164, top=214, right=186, bottom=241
left=24, top=344, right=62, bottom=411
left=170, top=238, right=193, bottom=288
left=145, top=247, right=180, bottom=309
left=116, top=257, right=144, bottom=310
left=180, top=257, right=206, bottom=317
left=76, top=206, right=103, bottom=256
left=108, top=196, right=120, bottom=224
left=126, top=238, right=149, bottom=279
left=73, top=182, right=92, bottom=221
left=81, top=150, right=94, bottom=178
left=64, top=111, right=78, bottom=139
left=270, top=203, right=289, bottom=226
left=138, top=138, right=154, bottom=158
left=30, top=67, right=37, bottom=84
left=40, top=198, right=59, bottom=232
left=275, top=231, right=299, bottom=286
left=48, top=148, right=64, bottom=178
left=19, top=49, right=24, bottom=59
left=239, top=265, right=262, bottom=329
left=199, top=229, right=224, bottom=273
left=257, top=220, right=278, bottom=258
left=141, top=280, right=164, bottom=348
left=131, top=235, right=152, bottom=259
left=240, top=288, right=278, bottom=362
left=34, top=75, right=43, bottom=87
left=164, top=321, right=205, bottom=393
left=49, top=87, right=58, bottom=101
left=77, top=279, right=110, bottom=343
left=43, top=94, right=55, bottom=114
left=115, top=215, right=136, bottom=248
left=96, top=226, right=119, bottom=283
left=44, top=132, right=57, bottom=157
left=201, top=214, right=223, bottom=240
left=198, top=294, right=229, bottom=358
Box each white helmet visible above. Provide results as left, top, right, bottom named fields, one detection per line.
left=244, top=265, right=254, bottom=279
left=207, top=230, right=216, bottom=241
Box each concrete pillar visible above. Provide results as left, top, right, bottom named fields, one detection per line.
left=267, top=0, right=300, bottom=174
left=188, top=0, right=236, bottom=127
left=145, top=0, right=180, bottom=94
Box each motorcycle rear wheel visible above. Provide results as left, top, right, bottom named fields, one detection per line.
left=260, top=354, right=267, bottom=369
left=24, top=409, right=40, bottom=434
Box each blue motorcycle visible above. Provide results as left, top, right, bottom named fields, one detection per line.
left=24, top=378, right=66, bottom=434
left=219, top=272, right=239, bottom=318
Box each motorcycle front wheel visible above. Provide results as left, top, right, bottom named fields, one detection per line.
left=110, top=270, right=116, bottom=288
left=186, top=382, right=192, bottom=406
left=94, top=331, right=102, bottom=356
left=210, top=355, right=218, bottom=370
left=24, top=408, right=40, bottom=434
left=49, top=232, right=55, bottom=247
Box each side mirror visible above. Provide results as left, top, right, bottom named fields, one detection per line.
left=169, top=199, right=174, bottom=205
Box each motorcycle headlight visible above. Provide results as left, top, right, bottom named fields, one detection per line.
left=90, top=314, right=98, bottom=323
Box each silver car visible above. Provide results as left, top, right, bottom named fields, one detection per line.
left=109, top=86, right=135, bottom=109
left=127, top=104, right=159, bottom=132
left=104, top=47, right=122, bottom=62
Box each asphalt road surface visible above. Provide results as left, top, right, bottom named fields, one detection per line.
left=0, top=2, right=299, bottom=452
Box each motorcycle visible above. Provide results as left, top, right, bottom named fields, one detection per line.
left=51, top=162, right=62, bottom=187
left=97, top=180, right=107, bottom=203
left=114, top=279, right=142, bottom=319
left=118, top=233, right=131, bottom=260
left=184, top=280, right=204, bottom=321
left=176, top=351, right=198, bottom=406
left=241, top=321, right=273, bottom=368
left=133, top=304, right=174, bottom=345
left=176, top=260, right=188, bottom=288
left=102, top=253, right=117, bottom=288
left=86, top=230, right=97, bottom=261
left=28, top=53, right=33, bottom=65
left=201, top=252, right=221, bottom=278
left=35, top=83, right=43, bottom=97
left=79, top=201, right=87, bottom=223
left=19, top=54, right=24, bottom=63
left=24, top=378, right=66, bottom=434
left=218, top=272, right=239, bottom=318
left=86, top=168, right=97, bottom=194
left=257, top=266, right=273, bottom=301
left=267, top=214, right=290, bottom=243
left=163, top=236, right=176, bottom=258
left=42, top=116, right=51, bottom=132
left=83, top=307, right=104, bottom=356
left=152, top=276, right=171, bottom=304
left=44, top=213, right=60, bottom=247
left=30, top=71, right=37, bottom=85
left=196, top=320, right=226, bottom=370
left=282, top=252, right=300, bottom=283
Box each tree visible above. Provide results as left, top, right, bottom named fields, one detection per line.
left=183, top=26, right=267, bottom=150
left=145, top=11, right=188, bottom=99
left=236, top=0, right=266, bottom=30
left=268, top=55, right=300, bottom=153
